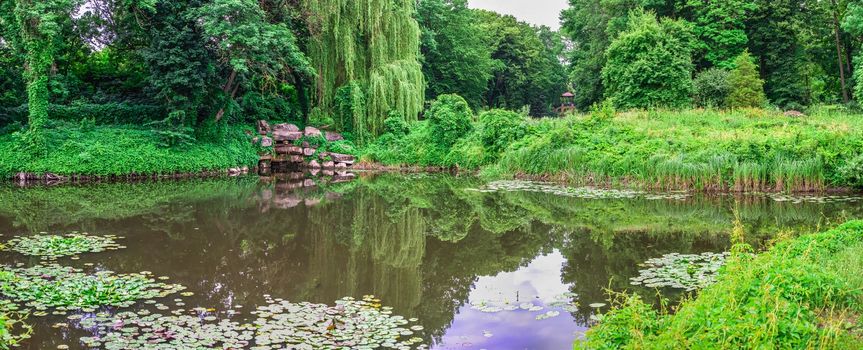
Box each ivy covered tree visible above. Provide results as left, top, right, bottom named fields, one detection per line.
left=602, top=9, right=695, bottom=109
left=10, top=0, right=76, bottom=147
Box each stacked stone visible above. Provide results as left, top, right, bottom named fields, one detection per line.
left=256, top=120, right=357, bottom=172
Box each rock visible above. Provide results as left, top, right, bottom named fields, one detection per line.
left=260, top=136, right=273, bottom=147
left=274, top=195, right=301, bottom=209
left=273, top=130, right=302, bottom=142
left=335, top=162, right=348, bottom=169
left=323, top=170, right=335, bottom=177
left=330, top=153, right=355, bottom=164
left=252, top=137, right=259, bottom=145
left=304, top=198, right=321, bottom=207
left=301, top=141, right=310, bottom=148
left=304, top=126, right=322, bottom=137
left=322, top=161, right=335, bottom=169
left=318, top=152, right=330, bottom=160
left=228, top=168, right=241, bottom=176
left=274, top=123, right=300, bottom=132
left=288, top=146, right=304, bottom=155
left=303, top=148, right=316, bottom=156
left=290, top=155, right=303, bottom=163
left=308, top=160, right=321, bottom=168
left=257, top=120, right=271, bottom=135
left=241, top=166, right=249, bottom=173
left=289, top=172, right=305, bottom=180
left=274, top=145, right=290, bottom=154
left=784, top=110, right=806, bottom=118
left=309, top=168, right=320, bottom=177
left=304, top=179, right=317, bottom=187
left=325, top=131, right=344, bottom=141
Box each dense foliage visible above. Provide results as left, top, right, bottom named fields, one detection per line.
left=577, top=220, right=863, bottom=349
left=561, top=0, right=863, bottom=109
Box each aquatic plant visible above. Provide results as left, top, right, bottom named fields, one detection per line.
left=0, top=264, right=185, bottom=313
left=4, top=233, right=123, bottom=259
left=630, top=252, right=729, bottom=291
left=477, top=180, right=688, bottom=200
left=76, top=295, right=427, bottom=349
left=0, top=301, right=32, bottom=349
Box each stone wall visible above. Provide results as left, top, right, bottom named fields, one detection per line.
left=254, top=120, right=356, bottom=175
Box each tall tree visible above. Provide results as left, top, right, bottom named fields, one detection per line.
left=686, top=0, right=755, bottom=69
left=602, top=9, right=695, bottom=109
left=746, top=0, right=809, bottom=108
left=305, top=0, right=425, bottom=142
left=416, top=0, right=495, bottom=109
left=11, top=0, right=76, bottom=146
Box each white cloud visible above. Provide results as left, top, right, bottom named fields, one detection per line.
left=468, top=0, right=568, bottom=30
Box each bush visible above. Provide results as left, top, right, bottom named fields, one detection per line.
left=478, top=109, right=527, bottom=155
left=840, top=154, right=863, bottom=189
left=383, top=111, right=410, bottom=136
left=603, top=9, right=694, bottom=109
left=727, top=51, right=767, bottom=108
left=693, top=68, right=731, bottom=108
left=426, top=94, right=473, bottom=148
left=0, top=103, right=165, bottom=125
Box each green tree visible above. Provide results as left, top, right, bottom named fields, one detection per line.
left=475, top=10, right=568, bottom=116
left=602, top=9, right=695, bottom=109
left=686, top=0, right=754, bottom=69
left=726, top=51, right=767, bottom=108
left=305, top=0, right=425, bottom=143
left=194, top=0, right=314, bottom=122
left=417, top=0, right=495, bottom=109
left=11, top=0, right=75, bottom=147
left=693, top=67, right=731, bottom=108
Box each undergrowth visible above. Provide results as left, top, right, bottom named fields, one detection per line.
left=362, top=102, right=863, bottom=192
left=575, top=220, right=863, bottom=349
left=0, top=122, right=257, bottom=177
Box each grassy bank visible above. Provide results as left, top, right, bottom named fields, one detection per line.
left=0, top=122, right=258, bottom=178
left=362, top=104, right=863, bottom=192
left=576, top=220, right=863, bottom=349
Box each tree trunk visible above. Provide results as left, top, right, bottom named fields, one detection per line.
left=832, top=0, right=849, bottom=104
left=215, top=69, right=238, bottom=122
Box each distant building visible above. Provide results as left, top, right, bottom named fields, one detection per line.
left=554, top=92, right=577, bottom=116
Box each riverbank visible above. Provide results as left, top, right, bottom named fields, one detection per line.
left=0, top=123, right=258, bottom=180
left=576, top=220, right=863, bottom=349
left=361, top=105, right=863, bottom=192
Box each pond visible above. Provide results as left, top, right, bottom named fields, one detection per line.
left=1, top=173, right=861, bottom=349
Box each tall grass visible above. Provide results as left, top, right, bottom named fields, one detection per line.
left=363, top=107, right=863, bottom=192
left=575, top=220, right=863, bottom=349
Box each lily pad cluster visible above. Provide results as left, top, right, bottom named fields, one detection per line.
left=0, top=300, right=33, bottom=347
left=477, top=181, right=688, bottom=200
left=0, top=264, right=185, bottom=314
left=469, top=292, right=581, bottom=321
left=4, top=233, right=124, bottom=259
left=74, top=295, right=427, bottom=349
left=770, top=194, right=862, bottom=204
left=630, top=252, right=730, bottom=291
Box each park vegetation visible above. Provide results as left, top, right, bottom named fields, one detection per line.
left=1, top=0, right=863, bottom=188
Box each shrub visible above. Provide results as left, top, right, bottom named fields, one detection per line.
left=603, top=9, right=695, bottom=109
left=693, top=68, right=731, bottom=108
left=478, top=109, right=527, bottom=155
left=426, top=94, right=473, bottom=148
left=383, top=111, right=410, bottom=136
left=840, top=154, right=863, bottom=189
left=726, top=51, right=767, bottom=108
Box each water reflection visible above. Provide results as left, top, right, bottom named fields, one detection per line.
left=0, top=173, right=860, bottom=349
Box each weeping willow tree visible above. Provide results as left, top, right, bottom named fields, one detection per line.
left=305, top=0, right=425, bottom=143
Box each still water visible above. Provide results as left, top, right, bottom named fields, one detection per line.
left=1, top=172, right=860, bottom=349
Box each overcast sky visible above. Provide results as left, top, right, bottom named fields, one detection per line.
left=468, top=0, right=568, bottom=30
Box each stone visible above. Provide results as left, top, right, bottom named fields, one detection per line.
left=323, top=170, right=335, bottom=177
left=308, top=160, right=321, bottom=168
left=257, top=120, right=271, bottom=135
left=784, top=110, right=806, bottom=118
left=304, top=126, right=322, bottom=137
left=303, top=148, right=316, bottom=156
left=274, top=145, right=290, bottom=154
left=228, top=168, right=241, bottom=176
left=325, top=131, right=344, bottom=141
left=288, top=146, right=304, bottom=155
left=273, top=130, right=302, bottom=142
left=335, top=162, right=348, bottom=169
left=252, top=137, right=259, bottom=145
left=304, top=179, right=316, bottom=187
left=273, top=123, right=300, bottom=132
left=260, top=136, right=273, bottom=147
left=241, top=166, right=249, bottom=173
left=304, top=198, right=321, bottom=207
left=301, top=141, right=310, bottom=148
left=330, top=153, right=355, bottom=164
left=322, top=161, right=335, bottom=169
left=290, top=155, right=303, bottom=163
left=318, top=152, right=330, bottom=160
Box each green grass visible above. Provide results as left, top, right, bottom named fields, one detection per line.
left=0, top=122, right=258, bottom=177
left=576, top=220, right=863, bottom=349
left=362, top=106, right=863, bottom=192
